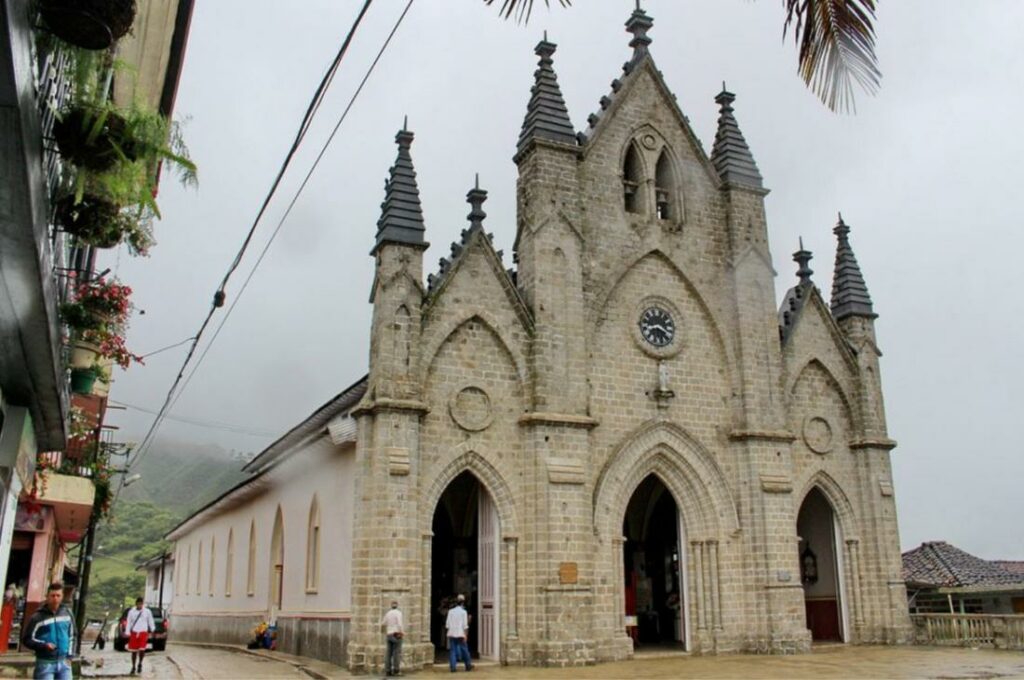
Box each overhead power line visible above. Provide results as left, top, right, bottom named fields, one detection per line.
left=109, top=400, right=278, bottom=437
left=125, top=0, right=416, bottom=474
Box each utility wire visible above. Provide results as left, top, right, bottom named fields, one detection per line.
left=121, top=0, right=379, bottom=477
left=139, top=335, right=196, bottom=359
left=109, top=400, right=278, bottom=437
left=126, top=0, right=416, bottom=475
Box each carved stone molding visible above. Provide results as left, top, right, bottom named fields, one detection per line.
left=802, top=416, right=833, bottom=454
left=449, top=385, right=493, bottom=432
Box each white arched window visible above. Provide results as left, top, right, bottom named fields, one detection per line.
left=306, top=496, right=321, bottom=592
left=247, top=520, right=257, bottom=596
left=225, top=528, right=234, bottom=597
left=209, top=537, right=216, bottom=595
left=196, top=541, right=203, bottom=596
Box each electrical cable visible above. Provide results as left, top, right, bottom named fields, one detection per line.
left=139, top=335, right=196, bottom=359
left=118, top=0, right=380, bottom=481
left=109, top=399, right=277, bottom=436
left=126, top=0, right=417, bottom=474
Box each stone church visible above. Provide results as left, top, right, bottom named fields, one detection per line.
left=167, top=6, right=911, bottom=672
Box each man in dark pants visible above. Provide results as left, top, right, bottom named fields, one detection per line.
left=21, top=582, right=75, bottom=680
left=380, top=600, right=404, bottom=676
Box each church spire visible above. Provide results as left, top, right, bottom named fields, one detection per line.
left=625, top=2, right=654, bottom=61
left=516, top=35, right=576, bottom=155
left=830, top=214, right=876, bottom=320
left=710, top=84, right=763, bottom=189
left=372, top=122, right=427, bottom=255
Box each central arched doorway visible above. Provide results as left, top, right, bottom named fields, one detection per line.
left=622, top=474, right=686, bottom=649
left=796, top=487, right=846, bottom=642
left=431, top=471, right=500, bottom=661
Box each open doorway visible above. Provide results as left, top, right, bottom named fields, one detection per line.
left=796, top=488, right=845, bottom=642
left=623, top=475, right=685, bottom=649
left=430, top=471, right=499, bottom=661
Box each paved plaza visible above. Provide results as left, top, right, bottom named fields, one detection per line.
left=70, top=643, right=1024, bottom=679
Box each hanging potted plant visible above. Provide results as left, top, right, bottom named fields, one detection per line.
left=52, top=104, right=133, bottom=172
left=55, top=194, right=155, bottom=254
left=69, top=366, right=99, bottom=394
left=59, top=277, right=133, bottom=332
left=39, top=0, right=137, bottom=51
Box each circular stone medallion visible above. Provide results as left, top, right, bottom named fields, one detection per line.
left=449, top=386, right=493, bottom=432
left=802, top=416, right=834, bottom=454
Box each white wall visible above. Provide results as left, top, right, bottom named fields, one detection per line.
left=143, top=558, right=174, bottom=611
left=170, top=436, right=355, bottom=621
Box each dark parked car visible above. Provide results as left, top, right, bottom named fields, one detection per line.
left=112, top=607, right=169, bottom=652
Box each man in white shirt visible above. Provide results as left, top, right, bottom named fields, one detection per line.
left=380, top=600, right=404, bottom=677
left=125, top=597, right=155, bottom=675
left=444, top=594, right=472, bottom=673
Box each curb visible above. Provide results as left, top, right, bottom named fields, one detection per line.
left=171, top=641, right=342, bottom=679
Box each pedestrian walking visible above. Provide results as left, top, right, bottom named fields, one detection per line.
left=21, top=582, right=75, bottom=680
left=444, top=594, right=472, bottom=673
left=125, top=597, right=155, bottom=675
left=380, top=600, right=404, bottom=676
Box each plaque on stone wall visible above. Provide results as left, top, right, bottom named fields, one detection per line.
left=449, top=385, right=493, bottom=432
left=559, top=562, right=578, bottom=584
left=802, top=416, right=834, bottom=454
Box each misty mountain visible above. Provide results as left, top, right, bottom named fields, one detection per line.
left=119, top=438, right=252, bottom=515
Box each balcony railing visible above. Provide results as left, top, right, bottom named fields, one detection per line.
left=911, top=613, right=1024, bottom=651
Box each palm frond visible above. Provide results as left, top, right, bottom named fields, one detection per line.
left=783, top=0, right=881, bottom=113
left=483, top=0, right=571, bottom=24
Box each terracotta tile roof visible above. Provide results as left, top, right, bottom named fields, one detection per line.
left=902, top=541, right=1024, bottom=588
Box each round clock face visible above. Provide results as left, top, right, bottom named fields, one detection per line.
left=639, top=306, right=675, bottom=347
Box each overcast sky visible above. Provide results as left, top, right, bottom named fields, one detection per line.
left=101, top=1, right=1024, bottom=560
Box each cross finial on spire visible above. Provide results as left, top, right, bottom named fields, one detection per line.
left=793, top=239, right=814, bottom=285
left=625, top=3, right=654, bottom=59
left=467, top=176, right=488, bottom=231
left=402, top=115, right=408, bottom=132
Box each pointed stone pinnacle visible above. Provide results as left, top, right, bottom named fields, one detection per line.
left=793, top=240, right=814, bottom=286
left=625, top=4, right=654, bottom=59
left=466, top=180, right=488, bottom=232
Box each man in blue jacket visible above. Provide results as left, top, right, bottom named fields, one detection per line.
left=21, top=582, right=75, bottom=680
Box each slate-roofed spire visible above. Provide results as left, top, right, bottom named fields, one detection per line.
left=710, top=84, right=764, bottom=188
left=372, top=121, right=427, bottom=255
left=830, top=213, right=876, bottom=320
left=516, top=35, right=576, bottom=155
left=625, top=2, right=654, bottom=61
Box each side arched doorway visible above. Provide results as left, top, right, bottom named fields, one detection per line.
left=430, top=471, right=500, bottom=661
left=622, top=474, right=686, bottom=649
left=796, top=488, right=846, bottom=642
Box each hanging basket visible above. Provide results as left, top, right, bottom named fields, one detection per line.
left=70, top=367, right=98, bottom=395
left=52, top=107, right=130, bottom=172
left=70, top=341, right=101, bottom=369
left=55, top=195, right=128, bottom=249
left=39, top=0, right=137, bottom=51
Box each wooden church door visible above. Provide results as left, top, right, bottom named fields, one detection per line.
left=478, top=489, right=499, bottom=658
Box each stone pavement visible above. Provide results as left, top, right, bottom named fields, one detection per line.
left=69, top=644, right=1024, bottom=679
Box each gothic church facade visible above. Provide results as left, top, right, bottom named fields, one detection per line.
left=169, top=7, right=911, bottom=672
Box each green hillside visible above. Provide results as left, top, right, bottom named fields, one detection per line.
left=82, top=439, right=252, bottom=619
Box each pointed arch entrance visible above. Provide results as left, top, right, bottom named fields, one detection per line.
left=622, top=474, right=686, bottom=649
left=796, top=487, right=847, bottom=642
left=430, top=471, right=500, bottom=661
left=269, top=506, right=284, bottom=614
